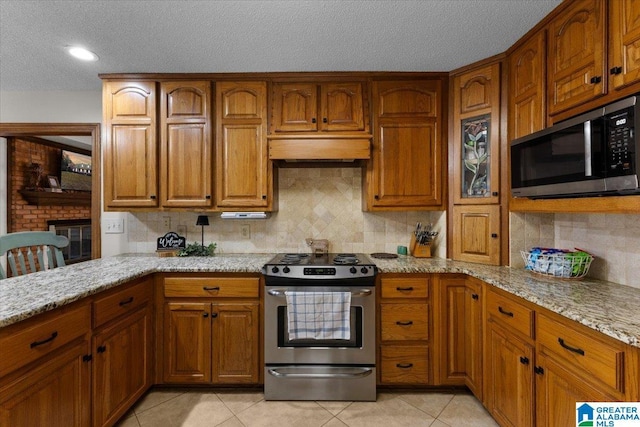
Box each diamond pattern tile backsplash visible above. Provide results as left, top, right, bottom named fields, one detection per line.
left=126, top=167, right=446, bottom=258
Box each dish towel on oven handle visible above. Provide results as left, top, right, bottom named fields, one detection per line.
left=285, top=291, right=351, bottom=340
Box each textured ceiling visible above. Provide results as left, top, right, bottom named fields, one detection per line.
left=0, top=0, right=562, bottom=91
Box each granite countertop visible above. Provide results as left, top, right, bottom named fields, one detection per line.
left=1, top=253, right=639, bottom=349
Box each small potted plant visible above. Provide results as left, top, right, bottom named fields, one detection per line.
left=177, top=242, right=216, bottom=257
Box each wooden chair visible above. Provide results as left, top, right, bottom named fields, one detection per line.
left=0, top=231, right=69, bottom=279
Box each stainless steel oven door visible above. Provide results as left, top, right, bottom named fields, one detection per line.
left=264, top=285, right=375, bottom=365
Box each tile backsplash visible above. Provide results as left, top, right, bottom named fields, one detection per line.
left=126, top=167, right=446, bottom=258
left=510, top=212, right=640, bottom=288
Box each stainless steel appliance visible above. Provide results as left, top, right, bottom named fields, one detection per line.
left=511, top=95, right=640, bottom=199
left=262, top=253, right=377, bottom=401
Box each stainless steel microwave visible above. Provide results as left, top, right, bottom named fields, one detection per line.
left=511, top=96, right=640, bottom=199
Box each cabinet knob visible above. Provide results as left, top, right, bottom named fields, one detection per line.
left=206, top=195, right=211, bottom=199
left=311, top=118, right=317, bottom=123
left=262, top=195, right=267, bottom=200
left=83, top=354, right=93, bottom=362
left=203, top=312, right=209, bottom=318
left=491, top=233, right=498, bottom=238
left=374, top=195, right=380, bottom=200
left=150, top=195, right=156, bottom=200
left=519, top=356, right=530, bottom=365
left=97, top=345, right=106, bottom=353
left=471, top=293, right=479, bottom=300
left=492, top=191, right=498, bottom=197
left=534, top=366, right=544, bottom=375
left=610, top=66, right=623, bottom=75
left=590, top=76, right=602, bottom=84
left=323, top=117, right=328, bottom=123
left=211, top=312, right=218, bottom=318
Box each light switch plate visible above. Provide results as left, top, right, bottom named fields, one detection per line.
left=104, top=218, right=124, bottom=234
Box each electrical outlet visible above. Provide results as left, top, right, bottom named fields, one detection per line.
left=163, top=216, right=171, bottom=229
left=240, top=224, right=251, bottom=239
left=104, top=218, right=124, bottom=234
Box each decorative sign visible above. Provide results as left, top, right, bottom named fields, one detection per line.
left=157, top=232, right=186, bottom=251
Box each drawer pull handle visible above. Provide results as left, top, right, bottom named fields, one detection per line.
left=211, top=312, right=218, bottom=318
left=396, top=363, right=413, bottom=369
left=498, top=306, right=514, bottom=317
left=203, top=286, right=220, bottom=291
left=119, top=296, right=134, bottom=306
left=534, top=366, right=544, bottom=375
left=97, top=345, right=107, bottom=353
left=520, top=356, right=530, bottom=365
left=396, top=287, right=414, bottom=291
left=396, top=320, right=413, bottom=326
left=471, top=294, right=479, bottom=300
left=30, top=331, right=58, bottom=348
left=558, top=338, right=585, bottom=356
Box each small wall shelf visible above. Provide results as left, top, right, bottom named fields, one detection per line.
left=20, top=190, right=91, bottom=207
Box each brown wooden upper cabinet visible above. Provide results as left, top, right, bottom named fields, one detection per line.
left=269, top=81, right=368, bottom=134
left=363, top=79, right=444, bottom=210
left=451, top=63, right=501, bottom=205
left=609, top=0, right=640, bottom=91
left=508, top=29, right=547, bottom=140
left=160, top=81, right=213, bottom=208
left=103, top=81, right=158, bottom=209
left=215, top=81, right=273, bottom=210
left=547, top=0, right=606, bottom=116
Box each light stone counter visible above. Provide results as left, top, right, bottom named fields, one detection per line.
left=1, top=253, right=639, bottom=349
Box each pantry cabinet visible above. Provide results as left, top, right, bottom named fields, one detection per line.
left=159, top=81, right=213, bottom=208
left=103, top=80, right=158, bottom=208
left=162, top=276, right=261, bottom=385
left=215, top=81, right=273, bottom=209
left=434, top=275, right=482, bottom=398
left=364, top=79, right=444, bottom=210
left=378, top=275, right=431, bottom=385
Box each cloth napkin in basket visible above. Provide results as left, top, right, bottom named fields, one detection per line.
left=285, top=291, right=351, bottom=340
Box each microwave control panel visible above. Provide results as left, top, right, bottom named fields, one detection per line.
left=607, top=108, right=634, bottom=174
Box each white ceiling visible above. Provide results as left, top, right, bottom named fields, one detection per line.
left=0, top=0, right=562, bottom=92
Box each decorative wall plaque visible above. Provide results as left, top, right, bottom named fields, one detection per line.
left=156, top=232, right=186, bottom=251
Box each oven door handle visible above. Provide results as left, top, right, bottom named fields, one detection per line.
left=267, top=289, right=372, bottom=297
left=267, top=367, right=373, bottom=379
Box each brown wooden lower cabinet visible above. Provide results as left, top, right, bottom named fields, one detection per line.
left=380, top=345, right=429, bottom=384
left=434, top=274, right=482, bottom=398
left=485, top=319, right=534, bottom=427
left=0, top=339, right=91, bottom=427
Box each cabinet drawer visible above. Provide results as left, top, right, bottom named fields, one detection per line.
left=537, top=313, right=625, bottom=393
left=380, top=345, right=429, bottom=384
left=164, top=277, right=259, bottom=298
left=486, top=288, right=534, bottom=339
left=381, top=277, right=428, bottom=299
left=93, top=279, right=152, bottom=328
left=0, top=304, right=90, bottom=378
left=380, top=304, right=428, bottom=341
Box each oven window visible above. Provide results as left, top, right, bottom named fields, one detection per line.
left=277, top=306, right=363, bottom=348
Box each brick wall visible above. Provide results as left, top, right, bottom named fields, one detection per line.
left=9, top=138, right=90, bottom=232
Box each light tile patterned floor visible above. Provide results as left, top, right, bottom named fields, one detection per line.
left=116, top=388, right=499, bottom=427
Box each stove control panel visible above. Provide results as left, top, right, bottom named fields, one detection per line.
left=263, top=264, right=377, bottom=280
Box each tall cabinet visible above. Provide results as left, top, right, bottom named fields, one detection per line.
left=450, top=61, right=503, bottom=265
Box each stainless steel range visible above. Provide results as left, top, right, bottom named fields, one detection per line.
left=262, top=253, right=377, bottom=401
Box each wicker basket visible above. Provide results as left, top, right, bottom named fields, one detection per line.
left=520, top=250, right=593, bottom=279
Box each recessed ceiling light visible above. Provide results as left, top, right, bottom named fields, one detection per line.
left=66, top=46, right=99, bottom=62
